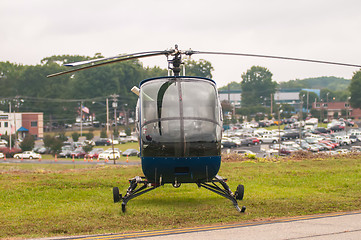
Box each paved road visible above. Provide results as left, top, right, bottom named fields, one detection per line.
left=39, top=211, right=361, bottom=240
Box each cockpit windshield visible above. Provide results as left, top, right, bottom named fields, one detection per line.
left=140, top=77, right=222, bottom=157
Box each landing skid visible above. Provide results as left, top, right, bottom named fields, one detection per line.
left=113, top=176, right=159, bottom=212
left=197, top=175, right=246, bottom=213
left=113, top=175, right=245, bottom=213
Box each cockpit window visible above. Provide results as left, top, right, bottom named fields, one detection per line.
left=140, top=78, right=221, bottom=157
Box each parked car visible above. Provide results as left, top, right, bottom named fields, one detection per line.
left=221, top=140, right=237, bottom=148
left=248, top=137, right=260, bottom=145
left=36, top=147, right=49, bottom=154
left=86, top=148, right=104, bottom=159
left=0, top=139, right=8, bottom=147
left=122, top=149, right=140, bottom=156
left=281, top=131, right=300, bottom=140
left=109, top=138, right=120, bottom=145
left=233, top=149, right=256, bottom=156
left=312, top=127, right=328, bottom=134
left=258, top=135, right=278, bottom=144
left=70, top=148, right=86, bottom=158
left=240, top=138, right=254, bottom=146
left=0, top=152, right=4, bottom=159
left=98, top=151, right=121, bottom=160
left=335, top=136, right=351, bottom=146
left=124, top=136, right=138, bottom=142
left=59, top=149, right=72, bottom=158
left=328, top=125, right=345, bottom=132
left=59, top=145, right=74, bottom=158
left=95, top=138, right=111, bottom=146
left=14, top=151, right=41, bottom=159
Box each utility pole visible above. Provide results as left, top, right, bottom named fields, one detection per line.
left=106, top=98, right=109, bottom=136
left=110, top=94, right=119, bottom=128
left=110, top=94, right=119, bottom=165
left=9, top=102, right=12, bottom=150
left=306, top=91, right=309, bottom=114
left=80, top=101, right=83, bottom=136
left=270, top=93, right=273, bottom=117
left=299, top=95, right=304, bottom=139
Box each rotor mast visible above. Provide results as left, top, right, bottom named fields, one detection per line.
left=168, top=45, right=183, bottom=76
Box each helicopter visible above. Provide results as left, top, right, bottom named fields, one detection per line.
left=48, top=45, right=361, bottom=213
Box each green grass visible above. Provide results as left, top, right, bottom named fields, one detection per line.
left=1, top=157, right=361, bottom=239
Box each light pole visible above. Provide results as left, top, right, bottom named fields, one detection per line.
left=92, top=100, right=109, bottom=134
left=278, top=108, right=283, bottom=156
left=326, top=92, right=329, bottom=122
left=9, top=101, right=12, bottom=150
left=299, top=94, right=305, bottom=139
left=346, top=97, right=351, bottom=134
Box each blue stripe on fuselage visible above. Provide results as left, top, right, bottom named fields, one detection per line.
left=141, top=156, right=221, bottom=184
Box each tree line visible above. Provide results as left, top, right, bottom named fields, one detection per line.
left=0, top=55, right=212, bottom=127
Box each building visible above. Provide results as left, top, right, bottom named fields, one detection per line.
left=218, top=88, right=315, bottom=111
left=312, top=101, right=361, bottom=120
left=218, top=90, right=242, bottom=107
left=0, top=111, right=43, bottom=139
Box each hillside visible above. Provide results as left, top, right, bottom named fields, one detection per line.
left=278, top=76, right=350, bottom=91
left=219, top=76, right=350, bottom=91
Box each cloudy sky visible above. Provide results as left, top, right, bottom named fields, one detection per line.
left=1, top=0, right=361, bottom=87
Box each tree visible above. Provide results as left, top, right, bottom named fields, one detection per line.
left=299, top=90, right=319, bottom=110
left=241, top=66, right=277, bottom=107
left=218, top=81, right=242, bottom=91
left=184, top=59, right=213, bottom=78
left=71, top=132, right=80, bottom=142
left=279, top=103, right=295, bottom=118
left=100, top=129, right=107, bottom=138
left=43, top=135, right=63, bottom=155
left=85, top=131, right=94, bottom=140
left=349, top=70, right=361, bottom=109
left=19, top=135, right=35, bottom=151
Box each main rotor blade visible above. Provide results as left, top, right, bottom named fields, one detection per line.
left=195, top=51, right=361, bottom=68
left=47, top=51, right=169, bottom=78
left=63, top=51, right=167, bottom=67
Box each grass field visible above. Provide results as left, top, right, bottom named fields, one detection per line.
left=1, top=155, right=361, bottom=239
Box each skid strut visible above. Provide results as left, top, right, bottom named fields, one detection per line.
left=197, top=175, right=246, bottom=213
left=113, top=176, right=159, bottom=212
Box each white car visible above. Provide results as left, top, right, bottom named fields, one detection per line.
left=13, top=151, right=41, bottom=159
left=0, top=139, right=8, bottom=147
left=335, top=136, right=351, bottom=146
left=0, top=152, right=4, bottom=159
left=98, top=151, right=121, bottom=160
left=258, top=135, right=279, bottom=144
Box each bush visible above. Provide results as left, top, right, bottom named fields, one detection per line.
left=125, top=127, right=131, bottom=136
left=83, top=144, right=93, bottom=153
left=113, top=128, right=119, bottom=138
left=0, top=147, right=22, bottom=158
left=43, top=135, right=64, bottom=156
left=100, top=129, right=107, bottom=138
left=19, top=135, right=35, bottom=151
left=85, top=131, right=94, bottom=140
left=72, top=132, right=80, bottom=142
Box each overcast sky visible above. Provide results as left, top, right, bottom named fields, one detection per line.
left=1, top=0, right=361, bottom=87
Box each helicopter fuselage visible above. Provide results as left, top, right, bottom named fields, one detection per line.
left=137, top=76, right=223, bottom=184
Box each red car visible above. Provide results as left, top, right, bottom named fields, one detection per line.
left=249, top=137, right=260, bottom=145
left=86, top=148, right=104, bottom=159
left=71, top=148, right=86, bottom=158
left=320, top=140, right=337, bottom=149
